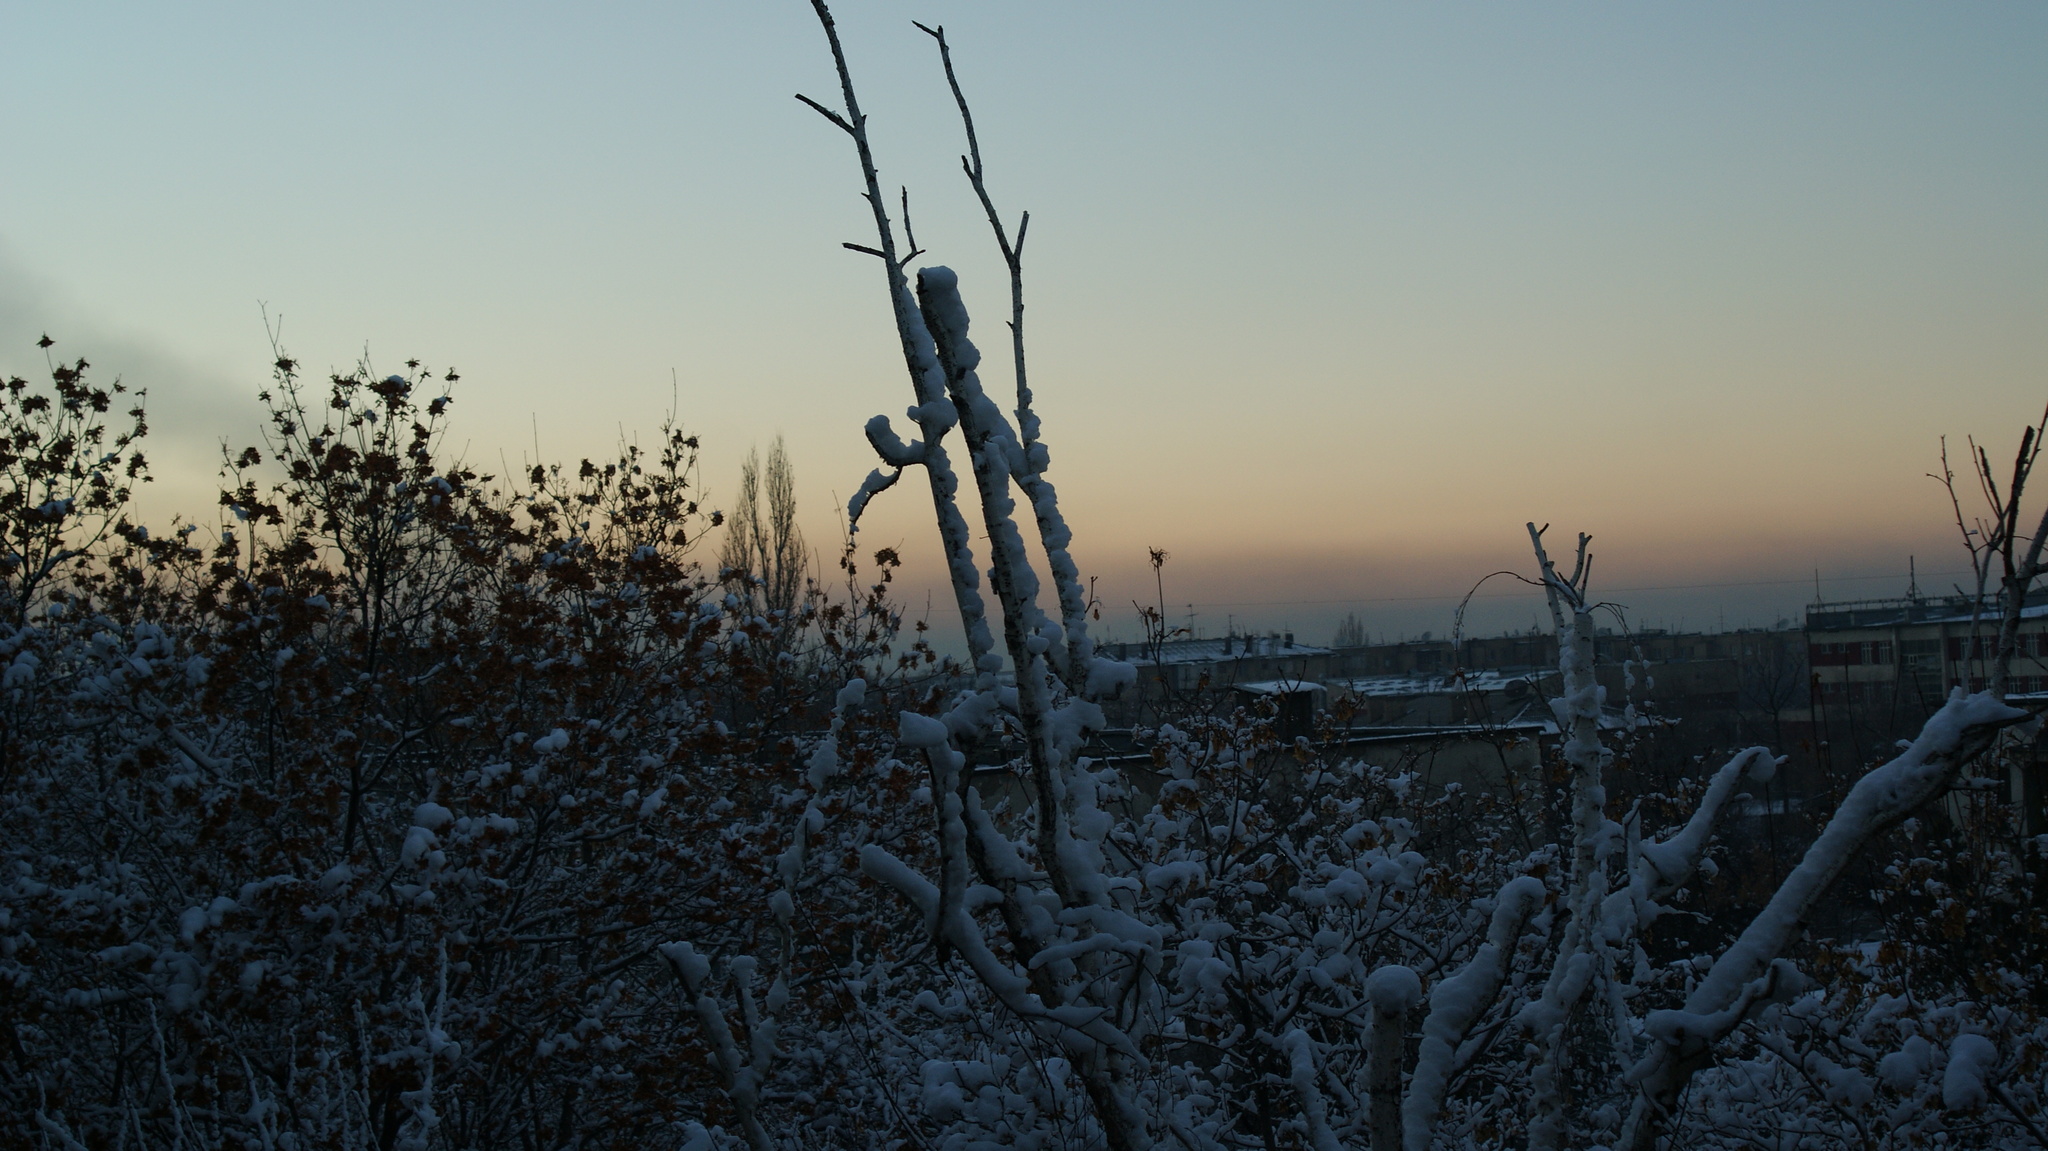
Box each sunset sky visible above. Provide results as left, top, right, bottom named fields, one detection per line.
left=4, top=2, right=2044, bottom=650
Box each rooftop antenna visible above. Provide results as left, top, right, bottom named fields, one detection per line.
left=1909, top=555, right=1920, bottom=602
left=1813, top=567, right=1822, bottom=605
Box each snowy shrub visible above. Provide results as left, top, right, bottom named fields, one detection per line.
left=0, top=348, right=940, bottom=1148
left=4, top=7, right=2047, bottom=1149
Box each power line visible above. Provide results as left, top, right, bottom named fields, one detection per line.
left=901, top=568, right=1969, bottom=615
left=1173, top=568, right=1972, bottom=610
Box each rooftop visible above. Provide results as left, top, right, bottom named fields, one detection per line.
left=1122, top=634, right=1332, bottom=666
left=1327, top=670, right=1547, bottom=698
left=1232, top=679, right=1329, bottom=696
left=1806, top=591, right=2048, bottom=631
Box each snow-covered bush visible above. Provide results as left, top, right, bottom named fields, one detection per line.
left=0, top=348, right=939, bottom=1148
left=4, top=9, right=2046, bottom=1149
left=757, top=7, right=2048, bottom=1148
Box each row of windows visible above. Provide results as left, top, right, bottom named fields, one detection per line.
left=1951, top=676, right=2048, bottom=694
left=1810, top=634, right=2048, bottom=666
left=1810, top=641, right=1893, bottom=666
left=1948, top=634, right=2048, bottom=660
left=1816, top=675, right=2047, bottom=701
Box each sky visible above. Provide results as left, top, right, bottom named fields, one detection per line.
left=3, top=2, right=2044, bottom=651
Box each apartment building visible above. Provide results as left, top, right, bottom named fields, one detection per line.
left=1803, top=594, right=2048, bottom=706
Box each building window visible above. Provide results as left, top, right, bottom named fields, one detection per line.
left=1948, top=637, right=1994, bottom=662
left=1811, top=642, right=1858, bottom=667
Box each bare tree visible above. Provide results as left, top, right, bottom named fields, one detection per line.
left=1933, top=405, right=2048, bottom=696
left=720, top=436, right=809, bottom=616
left=1333, top=611, right=1367, bottom=649
left=1736, top=631, right=1807, bottom=747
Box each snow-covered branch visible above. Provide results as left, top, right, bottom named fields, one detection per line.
left=1404, top=876, right=1546, bottom=1150
left=1619, top=689, right=2029, bottom=1150
left=1522, top=523, right=1615, bottom=1151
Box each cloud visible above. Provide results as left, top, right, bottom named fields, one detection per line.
left=0, top=243, right=268, bottom=527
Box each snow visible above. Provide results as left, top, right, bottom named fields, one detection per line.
left=1122, top=635, right=1333, bottom=666
left=834, top=678, right=868, bottom=710
left=1282, top=1028, right=1342, bottom=1151
left=24, top=86, right=2019, bottom=1144
left=897, top=711, right=951, bottom=749
left=844, top=467, right=902, bottom=533
left=1682, top=691, right=2021, bottom=1020
left=1634, top=746, right=1777, bottom=911
left=1943, top=1034, right=1998, bottom=1111
left=1620, top=688, right=2028, bottom=1146
left=862, top=414, right=923, bottom=466
left=1328, top=670, right=1541, bottom=698
left=1878, top=1034, right=1932, bottom=1092
left=1366, top=964, right=1422, bottom=1015
left=1084, top=656, right=1138, bottom=698
left=1232, top=679, right=1327, bottom=698
left=1404, top=874, right=1547, bottom=1146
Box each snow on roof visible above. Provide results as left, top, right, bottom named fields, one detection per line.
left=1232, top=680, right=1327, bottom=696
left=1919, top=602, right=2048, bottom=625
left=1328, top=670, right=1545, bottom=698
left=1121, top=636, right=1333, bottom=665
left=1529, top=708, right=1663, bottom=736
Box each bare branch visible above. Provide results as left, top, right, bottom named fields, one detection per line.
left=793, top=93, right=855, bottom=135
left=899, top=185, right=920, bottom=259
